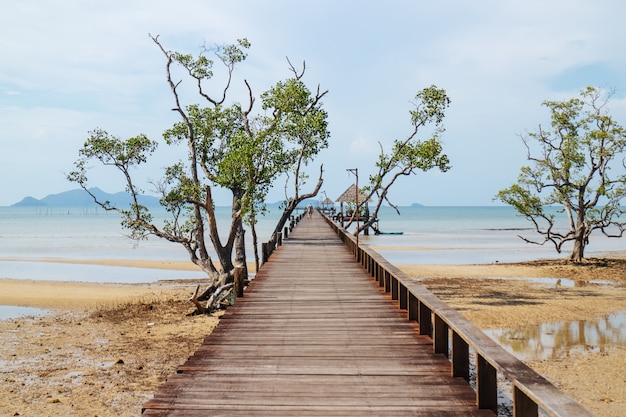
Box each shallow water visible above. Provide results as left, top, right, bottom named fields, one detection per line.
left=484, top=310, right=626, bottom=361
left=0, top=260, right=206, bottom=283
left=425, top=276, right=621, bottom=288
left=2, top=205, right=623, bottom=279
left=362, top=206, right=624, bottom=264
left=0, top=205, right=278, bottom=283
left=0, top=305, right=47, bottom=320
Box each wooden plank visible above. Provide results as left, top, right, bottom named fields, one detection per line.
left=143, top=407, right=496, bottom=417
left=142, top=213, right=495, bottom=416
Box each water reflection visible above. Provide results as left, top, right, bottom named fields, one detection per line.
left=485, top=311, right=626, bottom=361
left=413, top=276, right=619, bottom=288
left=487, top=276, right=619, bottom=288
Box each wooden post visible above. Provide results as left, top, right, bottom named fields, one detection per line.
left=514, top=387, right=538, bottom=417
left=284, top=226, right=289, bottom=239
left=452, top=331, right=470, bottom=381
left=418, top=301, right=432, bottom=336
left=262, top=242, right=269, bottom=264
left=385, top=271, right=391, bottom=293
left=399, top=284, right=407, bottom=310
left=234, top=266, right=244, bottom=298
left=391, top=276, right=399, bottom=300
left=408, top=293, right=418, bottom=321
left=433, top=314, right=449, bottom=357
left=476, top=354, right=498, bottom=413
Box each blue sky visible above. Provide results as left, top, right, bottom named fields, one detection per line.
left=2, top=0, right=626, bottom=207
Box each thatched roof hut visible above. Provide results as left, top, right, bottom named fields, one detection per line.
left=320, top=196, right=335, bottom=214
left=335, top=184, right=372, bottom=204
left=334, top=185, right=377, bottom=234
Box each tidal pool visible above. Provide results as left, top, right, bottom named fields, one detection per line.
left=0, top=305, right=48, bottom=320
left=488, top=276, right=619, bottom=288
left=484, top=310, right=626, bottom=361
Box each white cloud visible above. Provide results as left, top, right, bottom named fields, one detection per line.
left=2, top=0, right=626, bottom=206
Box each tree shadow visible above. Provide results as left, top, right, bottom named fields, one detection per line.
left=470, top=291, right=543, bottom=306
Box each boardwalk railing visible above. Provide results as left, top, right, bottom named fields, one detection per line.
left=321, top=213, right=594, bottom=417
left=262, top=213, right=304, bottom=264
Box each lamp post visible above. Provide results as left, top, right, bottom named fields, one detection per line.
left=346, top=168, right=359, bottom=257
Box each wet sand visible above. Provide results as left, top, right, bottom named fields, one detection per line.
left=400, top=260, right=626, bottom=417
left=1, top=258, right=625, bottom=416
left=0, top=278, right=181, bottom=310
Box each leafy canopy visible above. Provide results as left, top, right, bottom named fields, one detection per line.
left=496, top=86, right=626, bottom=261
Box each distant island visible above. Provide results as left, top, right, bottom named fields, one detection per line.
left=11, top=188, right=161, bottom=207
left=10, top=189, right=302, bottom=209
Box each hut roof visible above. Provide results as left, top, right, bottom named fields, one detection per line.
left=321, top=197, right=334, bottom=205
left=335, top=184, right=372, bottom=203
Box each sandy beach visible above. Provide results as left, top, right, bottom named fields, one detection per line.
left=1, top=258, right=625, bottom=416
left=0, top=272, right=218, bottom=417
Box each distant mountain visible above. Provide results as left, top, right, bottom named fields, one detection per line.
left=12, top=196, right=47, bottom=207
left=410, top=202, right=424, bottom=207
left=265, top=200, right=285, bottom=209
left=12, top=188, right=161, bottom=207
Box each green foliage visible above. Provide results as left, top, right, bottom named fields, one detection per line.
left=496, top=183, right=549, bottom=220
left=358, top=85, right=451, bottom=234
left=368, top=85, right=451, bottom=193
left=74, top=128, right=157, bottom=168
left=496, top=86, right=626, bottom=261
left=409, top=85, right=451, bottom=126
left=171, top=38, right=250, bottom=82
left=68, top=35, right=330, bottom=293
left=260, top=77, right=330, bottom=194
left=67, top=129, right=158, bottom=239
left=160, top=75, right=329, bottom=223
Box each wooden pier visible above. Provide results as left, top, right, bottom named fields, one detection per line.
left=142, top=212, right=593, bottom=416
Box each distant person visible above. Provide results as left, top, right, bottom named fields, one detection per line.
left=307, top=203, right=313, bottom=219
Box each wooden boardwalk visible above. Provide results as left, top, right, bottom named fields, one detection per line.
left=142, top=213, right=495, bottom=416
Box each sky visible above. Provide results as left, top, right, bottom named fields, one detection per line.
left=2, top=0, right=626, bottom=207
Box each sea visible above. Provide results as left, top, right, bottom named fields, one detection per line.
left=0, top=204, right=623, bottom=284
left=1, top=205, right=625, bottom=360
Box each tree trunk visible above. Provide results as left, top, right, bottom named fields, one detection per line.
left=268, top=165, right=324, bottom=245
left=251, top=222, right=260, bottom=272
left=569, top=220, right=586, bottom=262
left=569, top=236, right=585, bottom=262
left=271, top=205, right=295, bottom=242
left=234, top=222, right=249, bottom=280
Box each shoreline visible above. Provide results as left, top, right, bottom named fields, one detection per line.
left=0, top=259, right=205, bottom=311
left=2, top=256, right=625, bottom=313
left=0, top=278, right=202, bottom=311
left=7, top=257, right=204, bottom=271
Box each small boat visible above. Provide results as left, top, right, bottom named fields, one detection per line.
left=375, top=231, right=403, bottom=235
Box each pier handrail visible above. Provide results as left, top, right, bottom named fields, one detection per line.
left=262, top=212, right=305, bottom=264
left=321, top=212, right=594, bottom=417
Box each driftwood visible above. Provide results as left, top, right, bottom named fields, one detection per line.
left=189, top=284, right=204, bottom=312
left=189, top=267, right=244, bottom=314
left=206, top=283, right=234, bottom=309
